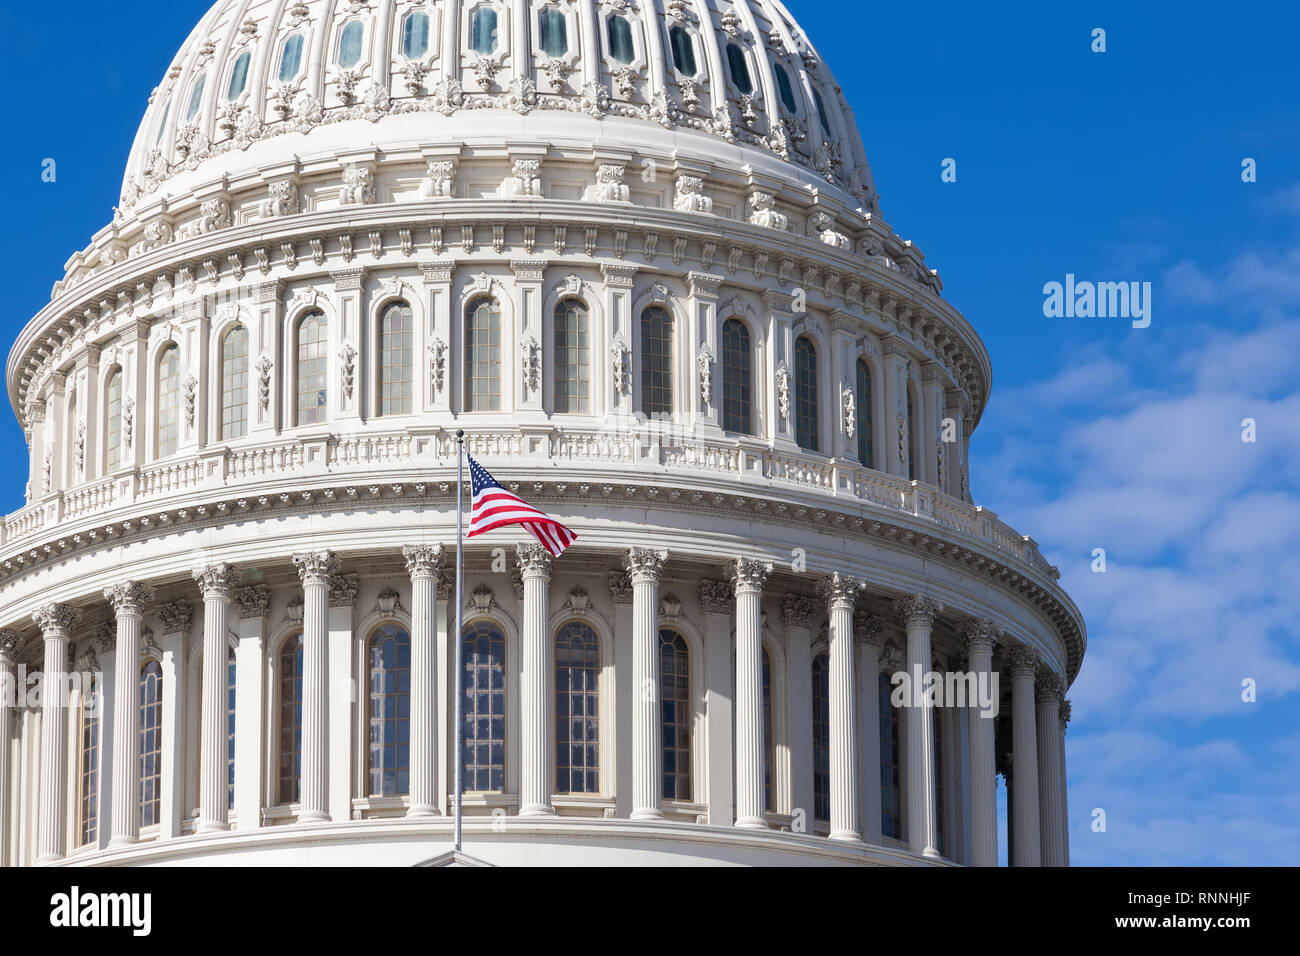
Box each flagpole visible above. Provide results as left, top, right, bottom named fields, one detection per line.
left=454, top=428, right=465, bottom=854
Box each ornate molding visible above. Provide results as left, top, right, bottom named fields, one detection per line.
left=1004, top=643, right=1042, bottom=680
left=157, top=599, right=194, bottom=635
left=193, top=562, right=240, bottom=598
left=403, top=544, right=445, bottom=577
left=329, top=572, right=359, bottom=608
left=234, top=585, right=270, bottom=620
left=608, top=570, right=633, bottom=606
left=854, top=609, right=885, bottom=647
left=698, top=579, right=733, bottom=615
left=729, top=557, right=772, bottom=593
left=104, top=581, right=154, bottom=617
left=896, top=593, right=943, bottom=630
left=516, top=543, right=553, bottom=579
left=33, top=603, right=78, bottom=639
left=625, top=547, right=668, bottom=585
left=1036, top=669, right=1065, bottom=706
left=959, top=618, right=999, bottom=656
left=293, top=551, right=339, bottom=587
left=781, top=593, right=817, bottom=629
left=818, top=572, right=863, bottom=608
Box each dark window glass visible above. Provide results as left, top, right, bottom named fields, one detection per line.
left=471, top=7, right=499, bottom=54
left=79, top=677, right=99, bottom=846
left=403, top=11, right=430, bottom=59
left=660, top=630, right=691, bottom=800
left=856, top=359, right=873, bottom=468
left=139, top=661, right=163, bottom=828
left=379, top=302, right=414, bottom=416
left=227, top=51, right=251, bottom=100
left=539, top=8, right=569, bottom=57
left=880, top=670, right=902, bottom=839
left=279, top=34, right=304, bottom=82
left=726, top=43, right=753, bottom=95
left=774, top=62, right=797, bottom=113
left=465, top=297, right=502, bottom=412
left=278, top=635, right=304, bottom=805
left=812, top=85, right=832, bottom=136
left=640, top=306, right=674, bottom=419
left=462, top=621, right=507, bottom=792
left=795, top=336, right=819, bottom=451
left=555, top=621, right=600, bottom=794
left=721, top=319, right=752, bottom=435
left=762, top=648, right=773, bottom=813
left=554, top=300, right=591, bottom=414
left=367, top=624, right=411, bottom=796
left=669, top=25, right=697, bottom=75
left=607, top=14, right=635, bottom=65
left=812, top=653, right=830, bottom=821
left=296, top=311, right=328, bottom=425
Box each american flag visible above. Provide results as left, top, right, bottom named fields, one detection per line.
left=466, top=454, right=577, bottom=557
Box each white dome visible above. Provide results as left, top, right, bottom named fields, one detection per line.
left=120, top=0, right=877, bottom=216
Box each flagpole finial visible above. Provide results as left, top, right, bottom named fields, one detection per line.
left=456, top=429, right=464, bottom=442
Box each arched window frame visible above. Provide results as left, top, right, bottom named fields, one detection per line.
left=454, top=605, right=521, bottom=807
left=600, top=6, right=646, bottom=78
left=529, top=2, right=581, bottom=77
left=139, top=653, right=165, bottom=832
left=225, top=48, right=253, bottom=102
left=103, top=365, right=124, bottom=474
left=543, top=281, right=606, bottom=417
left=218, top=322, right=250, bottom=441
left=372, top=297, right=416, bottom=418
left=723, top=41, right=762, bottom=109
left=184, top=71, right=208, bottom=123
left=550, top=297, right=592, bottom=416
left=546, top=604, right=616, bottom=804
left=277, top=32, right=306, bottom=84
left=632, top=287, right=686, bottom=423
left=719, top=313, right=759, bottom=436
left=285, top=305, right=330, bottom=428
left=152, top=341, right=182, bottom=461
left=397, top=7, right=441, bottom=63
left=793, top=333, right=821, bottom=453
left=265, top=624, right=305, bottom=810
left=665, top=20, right=702, bottom=79
left=334, top=17, right=368, bottom=71
left=771, top=58, right=802, bottom=117
left=362, top=620, right=413, bottom=800
left=461, top=291, right=507, bottom=414
left=462, top=1, right=511, bottom=62
left=654, top=618, right=705, bottom=807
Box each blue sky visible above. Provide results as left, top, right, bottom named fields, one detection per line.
left=2, top=0, right=1298, bottom=864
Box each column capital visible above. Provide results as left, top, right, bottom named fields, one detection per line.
left=853, top=610, right=885, bottom=647
left=157, top=600, right=194, bottom=635
left=517, top=543, right=554, bottom=580
left=896, top=593, right=942, bottom=630
left=1036, top=670, right=1065, bottom=707
left=33, top=603, right=78, bottom=640
left=403, top=544, right=446, bottom=578
left=0, top=627, right=20, bottom=664
left=608, top=570, right=633, bottom=606
left=104, top=581, right=154, bottom=617
left=1004, top=643, right=1042, bottom=680
left=729, top=557, right=772, bottom=594
left=329, top=573, right=359, bottom=608
left=193, top=563, right=240, bottom=599
left=781, top=593, right=817, bottom=629
left=818, top=573, right=863, bottom=609
left=1059, top=699, right=1072, bottom=733
left=234, top=586, right=271, bottom=621
left=959, top=618, right=999, bottom=655
left=626, top=547, right=669, bottom=585
left=293, top=550, right=339, bottom=587
left=698, top=579, right=733, bottom=615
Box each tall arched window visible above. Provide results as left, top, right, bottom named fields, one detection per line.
left=462, top=621, right=506, bottom=792
left=279, top=33, right=305, bottom=82
left=539, top=8, right=569, bottom=56
left=157, top=344, right=181, bottom=458
left=774, top=62, right=798, bottom=114
left=555, top=621, right=600, bottom=794
left=669, top=24, right=697, bottom=75
left=726, top=43, right=753, bottom=95
left=812, top=652, right=830, bottom=822
left=794, top=336, right=819, bottom=451
left=907, top=387, right=918, bottom=482
left=66, top=389, right=77, bottom=486
left=337, top=19, right=365, bottom=68
left=227, top=50, right=251, bottom=100
left=553, top=299, right=590, bottom=414
left=762, top=647, right=773, bottom=813
left=278, top=634, right=303, bottom=805
left=856, top=358, right=873, bottom=468
left=105, top=368, right=123, bottom=472
left=221, top=325, right=248, bottom=440
left=366, top=623, right=411, bottom=797
left=879, top=669, right=901, bottom=839
left=607, top=14, right=635, bottom=65
left=464, top=297, right=502, bottom=412
left=471, top=7, right=499, bottom=54
left=721, top=318, right=752, bottom=435
left=640, top=306, right=674, bottom=419
left=185, top=73, right=206, bottom=122
left=79, top=675, right=99, bottom=846
left=660, top=629, right=691, bottom=800
left=296, top=311, right=328, bottom=426
left=379, top=301, right=414, bottom=416
left=140, top=660, right=163, bottom=828
left=226, top=646, right=236, bottom=810
left=402, top=10, right=430, bottom=60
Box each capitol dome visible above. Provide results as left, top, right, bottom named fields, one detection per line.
left=1, top=0, right=1082, bottom=868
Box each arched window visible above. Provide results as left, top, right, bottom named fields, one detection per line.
left=464, top=297, right=502, bottom=412
left=366, top=623, right=411, bottom=796
left=553, top=299, right=590, bottom=414
left=296, top=311, right=328, bottom=426
left=140, top=660, right=163, bottom=828
left=555, top=621, right=600, bottom=794
left=762, top=647, right=773, bottom=813
left=669, top=25, right=697, bottom=75
left=879, top=669, right=901, bottom=839
left=907, top=387, right=918, bottom=482
left=660, top=629, right=691, bottom=800
left=156, top=344, right=181, bottom=458
left=277, top=634, right=303, bottom=805
left=105, top=368, right=123, bottom=473
left=856, top=358, right=873, bottom=468
left=226, top=646, right=236, bottom=810
left=607, top=14, right=635, bottom=65
left=279, top=34, right=305, bottom=82
left=471, top=7, right=499, bottom=55
left=774, top=62, right=798, bottom=114
left=794, top=336, right=819, bottom=452
left=185, top=73, right=206, bottom=122
left=402, top=10, right=430, bottom=60
left=726, top=43, right=753, bottom=95
left=153, top=97, right=171, bottom=146
left=378, top=301, right=414, bottom=416
left=812, top=85, right=833, bottom=138
left=221, top=325, right=248, bottom=440
left=721, top=319, right=752, bottom=435
left=79, top=675, right=99, bottom=846
left=66, top=389, right=77, bottom=486
left=812, top=652, right=830, bottom=822
left=539, top=8, right=569, bottom=56
left=338, top=20, right=365, bottom=68
left=640, top=306, right=674, bottom=418
left=462, top=621, right=506, bottom=792
left=227, top=51, right=251, bottom=100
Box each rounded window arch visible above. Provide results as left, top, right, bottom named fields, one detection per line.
left=295, top=310, right=328, bottom=426
left=184, top=72, right=207, bottom=122
left=156, top=343, right=181, bottom=459
left=227, top=50, right=252, bottom=100
left=366, top=623, right=411, bottom=797
left=879, top=668, right=902, bottom=838
left=221, top=324, right=249, bottom=440
left=461, top=619, right=507, bottom=792
left=278, top=33, right=305, bottom=83
left=464, top=296, right=502, bottom=412
left=555, top=620, right=601, bottom=794
left=640, top=305, right=674, bottom=419
left=104, top=367, right=123, bottom=472
left=721, top=318, right=753, bottom=435
left=660, top=628, right=691, bottom=801
left=794, top=335, right=819, bottom=452
left=855, top=358, right=874, bottom=468
left=402, top=9, right=430, bottom=60
left=553, top=298, right=591, bottom=414
left=811, top=651, right=830, bottom=822
left=276, top=632, right=304, bottom=805
left=378, top=301, right=414, bottom=416
left=140, top=659, right=164, bottom=828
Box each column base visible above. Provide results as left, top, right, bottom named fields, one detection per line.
left=108, top=834, right=140, bottom=848
left=518, top=803, right=556, bottom=818
left=630, top=807, right=665, bottom=822
left=922, top=846, right=943, bottom=860
left=35, top=853, right=65, bottom=865
left=196, top=820, right=230, bottom=835
left=734, top=816, right=768, bottom=830
left=406, top=805, right=443, bottom=819
left=297, top=810, right=330, bottom=824
left=829, top=830, right=863, bottom=843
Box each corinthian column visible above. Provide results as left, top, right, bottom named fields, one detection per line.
left=194, top=563, right=239, bottom=833
left=731, top=557, right=772, bottom=829
left=820, top=573, right=864, bottom=841
left=293, top=551, right=337, bottom=823
left=1007, top=644, right=1042, bottom=866
left=896, top=593, right=943, bottom=858
left=855, top=612, right=885, bottom=846
left=34, top=603, right=78, bottom=863
left=628, top=547, right=669, bottom=821
left=960, top=618, right=999, bottom=866
left=104, top=582, right=153, bottom=846
left=1036, top=669, right=1066, bottom=867
left=518, top=543, right=555, bottom=817
left=0, top=629, right=19, bottom=865
left=1059, top=700, right=1072, bottom=867
left=404, top=545, right=444, bottom=818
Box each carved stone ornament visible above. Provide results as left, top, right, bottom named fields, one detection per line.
left=157, top=599, right=194, bottom=635
left=419, top=160, right=457, bottom=199
left=697, top=344, right=714, bottom=407
left=339, top=342, right=358, bottom=400
left=520, top=334, right=541, bottom=393
left=256, top=354, right=274, bottom=411
left=674, top=175, right=713, bottom=214
left=429, top=338, right=448, bottom=394
left=776, top=362, right=791, bottom=422
left=842, top=387, right=856, bottom=439
left=698, top=579, right=733, bottom=614
left=610, top=337, right=630, bottom=396
left=374, top=588, right=404, bottom=616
